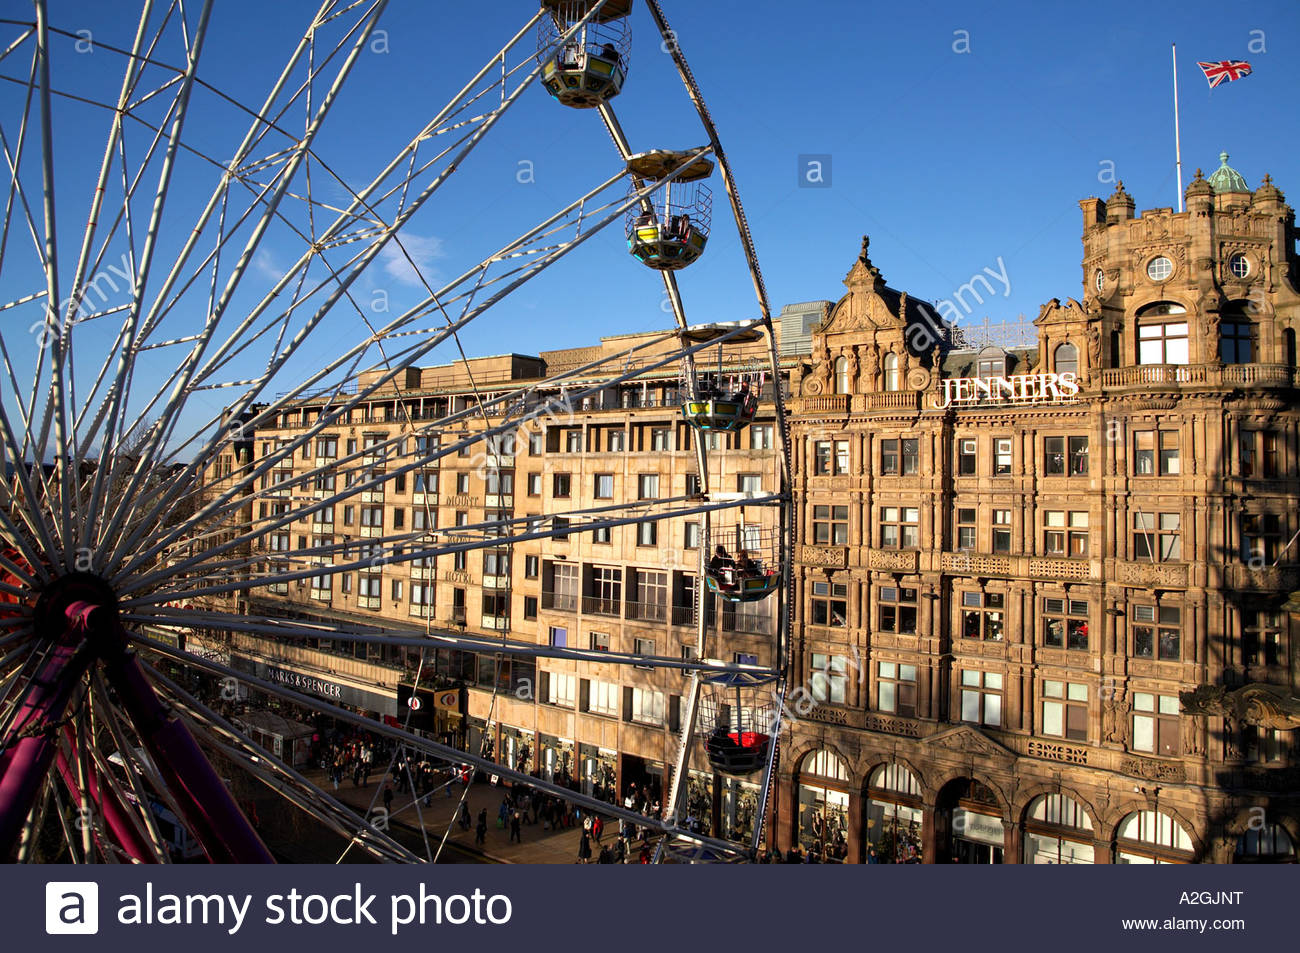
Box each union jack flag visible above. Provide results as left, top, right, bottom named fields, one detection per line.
left=1197, top=60, right=1252, bottom=88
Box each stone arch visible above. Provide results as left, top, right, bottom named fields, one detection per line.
left=1108, top=801, right=1205, bottom=862
left=1011, top=782, right=1100, bottom=834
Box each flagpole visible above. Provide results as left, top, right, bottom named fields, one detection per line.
left=1172, top=43, right=1184, bottom=212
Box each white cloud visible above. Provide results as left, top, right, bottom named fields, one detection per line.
left=379, top=233, right=446, bottom=287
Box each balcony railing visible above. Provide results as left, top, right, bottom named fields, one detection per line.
left=541, top=592, right=578, bottom=612
left=445, top=608, right=467, bottom=627
left=722, top=610, right=775, bottom=636
left=1102, top=362, right=1294, bottom=390
left=626, top=600, right=668, bottom=623
left=581, top=595, right=621, bottom=617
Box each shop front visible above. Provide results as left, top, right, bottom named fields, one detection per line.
left=935, top=777, right=1004, bottom=864
left=539, top=734, right=575, bottom=787
left=865, top=763, right=924, bottom=863
left=720, top=776, right=760, bottom=843
left=579, top=744, right=618, bottom=802
left=795, top=749, right=850, bottom=860
left=500, top=725, right=535, bottom=774
left=619, top=754, right=664, bottom=809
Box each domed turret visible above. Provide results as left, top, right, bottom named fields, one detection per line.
left=1253, top=173, right=1285, bottom=211
left=1207, top=152, right=1250, bottom=195
left=1185, top=167, right=1213, bottom=203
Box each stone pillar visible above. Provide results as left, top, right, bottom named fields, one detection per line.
left=1003, top=818, right=1021, bottom=864
left=847, top=791, right=863, bottom=865
left=921, top=804, right=939, bottom=864
left=1092, top=837, right=1112, bottom=863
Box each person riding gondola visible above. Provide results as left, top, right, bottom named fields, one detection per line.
left=735, top=548, right=758, bottom=578
left=708, top=543, right=735, bottom=589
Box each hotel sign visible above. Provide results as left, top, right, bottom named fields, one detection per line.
left=932, top=372, right=1080, bottom=409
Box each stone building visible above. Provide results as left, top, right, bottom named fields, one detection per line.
left=778, top=153, right=1300, bottom=863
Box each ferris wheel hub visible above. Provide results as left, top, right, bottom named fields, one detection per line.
left=32, top=572, right=120, bottom=645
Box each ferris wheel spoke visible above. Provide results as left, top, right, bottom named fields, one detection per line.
left=106, top=174, right=657, bottom=585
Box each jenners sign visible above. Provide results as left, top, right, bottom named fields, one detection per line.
left=932, top=372, right=1079, bottom=409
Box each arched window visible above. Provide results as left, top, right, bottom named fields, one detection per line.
left=1234, top=823, right=1295, bottom=863
left=797, top=749, right=850, bottom=861
left=1220, top=321, right=1254, bottom=363
left=834, top=355, right=849, bottom=394
left=1024, top=793, right=1094, bottom=864
left=866, top=764, right=923, bottom=863
left=882, top=353, right=899, bottom=391
left=1136, top=302, right=1189, bottom=365
left=1116, top=810, right=1194, bottom=863
left=1054, top=342, right=1078, bottom=377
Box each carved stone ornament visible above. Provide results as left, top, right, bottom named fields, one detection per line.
left=1179, top=683, right=1300, bottom=731
left=924, top=725, right=1016, bottom=762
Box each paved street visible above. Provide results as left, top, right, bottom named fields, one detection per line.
left=300, top=767, right=641, bottom=864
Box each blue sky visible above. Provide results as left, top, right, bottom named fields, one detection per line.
left=4, top=1, right=1299, bottom=454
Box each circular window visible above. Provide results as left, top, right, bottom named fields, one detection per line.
left=1229, top=254, right=1250, bottom=279
left=1146, top=256, right=1173, bottom=282
left=1094, top=269, right=1105, bottom=293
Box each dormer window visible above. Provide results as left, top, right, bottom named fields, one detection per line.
left=975, top=347, right=1007, bottom=379
left=1054, top=343, right=1078, bottom=377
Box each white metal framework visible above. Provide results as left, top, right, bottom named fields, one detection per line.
left=0, top=0, right=790, bottom=864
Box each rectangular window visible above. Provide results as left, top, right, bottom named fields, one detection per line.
left=650, top=428, right=672, bottom=452
left=960, top=670, right=1003, bottom=727
left=1045, top=436, right=1088, bottom=476
left=608, top=430, right=626, bottom=452
left=1042, top=680, right=1088, bottom=741
left=750, top=424, right=774, bottom=450
left=1132, top=604, right=1181, bottom=660
left=993, top=437, right=1013, bottom=476
left=1135, top=430, right=1181, bottom=476
left=527, top=473, right=542, bottom=496
left=738, top=473, right=762, bottom=495
left=1241, top=513, right=1283, bottom=563
left=1133, top=512, right=1180, bottom=561
left=1043, top=598, right=1090, bottom=650
left=1132, top=692, right=1180, bottom=756
left=878, top=586, right=918, bottom=634
left=814, top=439, right=850, bottom=476
left=634, top=637, right=655, bottom=670
left=316, top=436, right=338, bottom=458
left=548, top=626, right=567, bottom=648
left=957, top=438, right=977, bottom=476
left=637, top=521, right=657, bottom=546
left=1242, top=610, right=1283, bottom=667
left=877, top=661, right=918, bottom=717
left=523, top=595, right=538, bottom=619
left=880, top=506, right=919, bottom=548
left=956, top=507, right=977, bottom=551
left=630, top=688, right=665, bottom=726
left=525, top=555, right=539, bottom=579
left=587, top=679, right=620, bottom=717
left=810, top=653, right=847, bottom=704
left=992, top=509, right=1012, bottom=554
left=684, top=522, right=701, bottom=549
left=590, top=632, right=611, bottom=652
left=881, top=439, right=899, bottom=476
left=545, top=672, right=576, bottom=708
left=553, top=473, right=571, bottom=498
left=813, top=505, right=849, bottom=546
left=594, top=473, right=613, bottom=499
left=638, top=474, right=659, bottom=500
left=961, top=592, right=1004, bottom=641
left=1044, top=511, right=1088, bottom=557
left=1138, top=322, right=1189, bottom=365
left=565, top=430, right=582, bottom=453
left=811, top=581, right=848, bottom=627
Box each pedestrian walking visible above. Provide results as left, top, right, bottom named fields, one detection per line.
left=592, top=815, right=604, bottom=844
left=577, top=831, right=592, bottom=864
left=459, top=802, right=471, bottom=831
left=510, top=810, right=522, bottom=844
left=382, top=783, right=393, bottom=814
left=475, top=809, right=488, bottom=846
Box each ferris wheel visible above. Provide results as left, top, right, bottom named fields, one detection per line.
left=0, top=0, right=792, bottom=864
